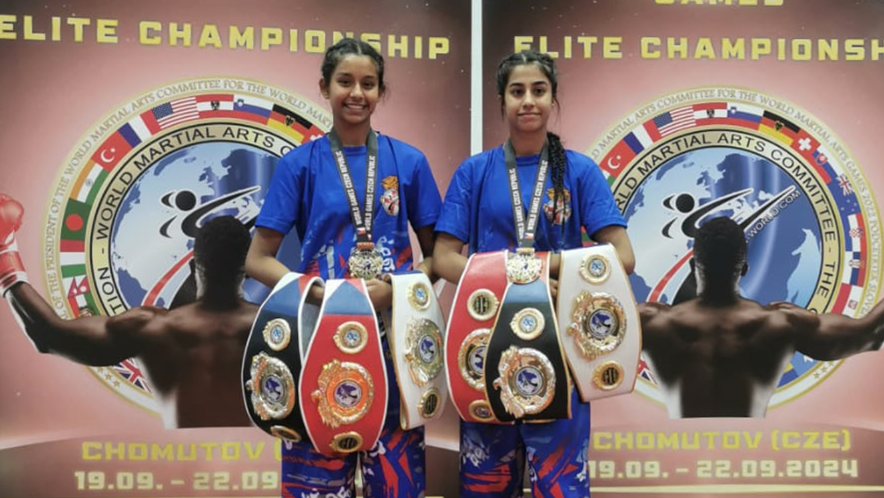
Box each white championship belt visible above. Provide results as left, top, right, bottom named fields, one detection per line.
left=557, top=244, right=641, bottom=401
left=385, top=272, right=447, bottom=430
left=444, top=251, right=510, bottom=424
left=242, top=272, right=322, bottom=443
left=299, top=279, right=388, bottom=456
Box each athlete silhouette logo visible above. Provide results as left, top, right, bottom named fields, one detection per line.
left=153, top=185, right=261, bottom=308
left=334, top=382, right=362, bottom=408
left=656, top=186, right=798, bottom=304
left=516, top=367, right=542, bottom=396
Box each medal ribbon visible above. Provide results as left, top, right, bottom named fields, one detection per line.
left=504, top=140, right=549, bottom=249
left=328, top=129, right=379, bottom=248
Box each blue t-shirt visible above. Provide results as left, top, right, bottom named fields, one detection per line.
left=436, top=146, right=625, bottom=254
left=257, top=134, right=441, bottom=278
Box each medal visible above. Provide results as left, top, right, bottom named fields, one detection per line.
left=328, top=130, right=386, bottom=279
left=568, top=291, right=627, bottom=360
left=505, top=248, right=543, bottom=284
left=503, top=140, right=550, bottom=280
left=404, top=317, right=444, bottom=387
left=347, top=247, right=384, bottom=280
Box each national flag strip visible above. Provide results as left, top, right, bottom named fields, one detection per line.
left=847, top=213, right=865, bottom=252
left=269, top=104, right=325, bottom=142
left=153, top=97, right=200, bottom=129
left=843, top=250, right=865, bottom=287
left=637, top=357, right=656, bottom=384
left=121, top=115, right=154, bottom=146
left=599, top=137, right=641, bottom=180
left=758, top=111, right=799, bottom=146
left=70, top=161, right=108, bottom=204
left=791, top=130, right=829, bottom=183
left=65, top=276, right=96, bottom=315
left=725, top=101, right=764, bottom=125
left=112, top=359, right=151, bottom=392
left=650, top=106, right=696, bottom=137
left=693, top=101, right=729, bottom=123
left=60, top=199, right=91, bottom=240
left=812, top=145, right=854, bottom=200
left=831, top=282, right=864, bottom=315
left=195, top=93, right=236, bottom=112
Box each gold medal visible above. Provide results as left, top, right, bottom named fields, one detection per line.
left=348, top=247, right=384, bottom=279
left=333, top=321, right=368, bottom=354
left=568, top=292, right=627, bottom=360
left=505, top=248, right=542, bottom=284
left=312, top=360, right=374, bottom=428
left=580, top=253, right=611, bottom=284
left=493, top=346, right=556, bottom=418
left=592, top=361, right=625, bottom=391
left=510, top=308, right=544, bottom=341
left=262, top=318, right=292, bottom=352
left=404, top=318, right=444, bottom=386
left=457, top=328, right=490, bottom=390
left=467, top=289, right=499, bottom=321
left=408, top=281, right=432, bottom=311
left=245, top=353, right=297, bottom=421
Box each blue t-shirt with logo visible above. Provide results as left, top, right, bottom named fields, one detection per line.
left=257, top=134, right=441, bottom=278
left=436, top=146, right=625, bottom=253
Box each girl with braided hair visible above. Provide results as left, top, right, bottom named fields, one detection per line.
left=433, top=50, right=635, bottom=497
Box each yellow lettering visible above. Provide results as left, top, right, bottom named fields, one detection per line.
left=139, top=21, right=162, bottom=45
left=96, top=19, right=118, bottom=44
left=198, top=24, right=222, bottom=48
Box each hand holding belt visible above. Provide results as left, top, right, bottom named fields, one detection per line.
left=242, top=272, right=322, bottom=443
left=385, top=271, right=447, bottom=430
left=557, top=244, right=642, bottom=401
left=485, top=251, right=572, bottom=422
left=445, top=251, right=509, bottom=424
left=299, top=279, right=388, bottom=456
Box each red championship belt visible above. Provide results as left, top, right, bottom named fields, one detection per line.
left=299, top=279, right=388, bottom=456
left=444, top=251, right=509, bottom=424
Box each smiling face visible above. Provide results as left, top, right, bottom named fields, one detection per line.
left=501, top=63, right=554, bottom=137
left=320, top=54, right=383, bottom=131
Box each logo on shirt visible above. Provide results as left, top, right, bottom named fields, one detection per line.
left=380, top=175, right=400, bottom=216
left=591, top=87, right=880, bottom=412
left=543, top=187, right=572, bottom=225
left=42, top=77, right=330, bottom=416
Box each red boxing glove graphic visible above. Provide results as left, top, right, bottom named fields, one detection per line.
left=0, top=194, right=27, bottom=296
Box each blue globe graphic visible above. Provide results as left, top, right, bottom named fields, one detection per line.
left=108, top=142, right=301, bottom=308
left=624, top=147, right=824, bottom=389
left=626, top=147, right=822, bottom=308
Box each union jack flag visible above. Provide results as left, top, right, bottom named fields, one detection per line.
left=111, top=359, right=152, bottom=392
left=838, top=174, right=853, bottom=196
left=637, top=356, right=656, bottom=383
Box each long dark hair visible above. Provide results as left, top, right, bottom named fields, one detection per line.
left=320, top=38, right=386, bottom=93
left=496, top=50, right=566, bottom=224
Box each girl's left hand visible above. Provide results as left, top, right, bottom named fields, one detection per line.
left=365, top=278, right=393, bottom=312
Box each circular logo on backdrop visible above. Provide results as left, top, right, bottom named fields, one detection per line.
left=590, top=87, right=881, bottom=409
left=42, top=77, right=331, bottom=413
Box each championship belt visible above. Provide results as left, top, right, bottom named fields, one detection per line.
left=557, top=245, right=641, bottom=401
left=242, top=272, right=322, bottom=443
left=485, top=251, right=572, bottom=422
left=444, top=251, right=509, bottom=424
left=299, top=279, right=388, bottom=456
left=385, top=272, right=447, bottom=430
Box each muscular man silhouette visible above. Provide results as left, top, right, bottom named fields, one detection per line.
left=0, top=194, right=258, bottom=428
left=640, top=217, right=884, bottom=418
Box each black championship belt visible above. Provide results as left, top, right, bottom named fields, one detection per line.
left=485, top=251, right=572, bottom=422
left=242, top=272, right=322, bottom=443
left=299, top=279, right=388, bottom=456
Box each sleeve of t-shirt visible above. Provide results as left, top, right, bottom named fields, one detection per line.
left=406, top=152, right=442, bottom=230
left=575, top=152, right=627, bottom=237
left=435, top=160, right=474, bottom=243
left=255, top=152, right=304, bottom=235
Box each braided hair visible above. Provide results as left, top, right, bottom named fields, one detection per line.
left=496, top=50, right=567, bottom=230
